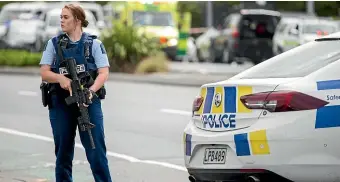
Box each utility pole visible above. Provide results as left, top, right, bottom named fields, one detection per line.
left=206, top=1, right=213, bottom=27
left=306, top=1, right=315, bottom=15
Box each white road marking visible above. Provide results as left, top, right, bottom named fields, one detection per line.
left=30, top=160, right=88, bottom=169
left=160, top=109, right=191, bottom=116
left=0, top=127, right=187, bottom=172
left=198, top=69, right=208, bottom=75
left=18, top=91, right=38, bottom=97
left=43, top=163, right=55, bottom=168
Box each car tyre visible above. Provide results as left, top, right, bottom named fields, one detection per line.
left=197, top=48, right=206, bottom=62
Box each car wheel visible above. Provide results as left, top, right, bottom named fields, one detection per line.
left=277, top=46, right=284, bottom=54
left=223, top=49, right=234, bottom=64
left=197, top=48, right=206, bottom=62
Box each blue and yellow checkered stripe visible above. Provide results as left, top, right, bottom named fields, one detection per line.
left=183, top=133, right=192, bottom=156
left=234, top=130, right=270, bottom=156
left=196, top=86, right=253, bottom=114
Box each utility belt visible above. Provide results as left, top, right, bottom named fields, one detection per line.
left=40, top=71, right=106, bottom=108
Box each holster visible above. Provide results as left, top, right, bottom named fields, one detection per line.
left=97, top=86, right=106, bottom=99
left=40, top=81, right=50, bottom=107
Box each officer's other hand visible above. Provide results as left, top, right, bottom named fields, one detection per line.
left=88, top=90, right=93, bottom=100
left=58, top=75, right=72, bottom=91
left=83, top=89, right=93, bottom=107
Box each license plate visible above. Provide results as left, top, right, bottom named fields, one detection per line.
left=203, top=148, right=227, bottom=164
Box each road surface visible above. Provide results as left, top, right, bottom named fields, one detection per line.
left=170, top=61, right=254, bottom=75
left=0, top=74, right=200, bottom=182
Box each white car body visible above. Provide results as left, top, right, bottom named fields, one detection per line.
left=183, top=37, right=198, bottom=62
left=0, top=2, right=49, bottom=49
left=272, top=17, right=339, bottom=55
left=5, top=19, right=42, bottom=48
left=195, top=28, right=221, bottom=62
left=44, top=8, right=101, bottom=41
left=184, top=32, right=340, bottom=182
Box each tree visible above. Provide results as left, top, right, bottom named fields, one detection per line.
left=315, top=1, right=338, bottom=17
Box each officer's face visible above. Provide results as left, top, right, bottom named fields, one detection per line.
left=60, top=8, right=79, bottom=33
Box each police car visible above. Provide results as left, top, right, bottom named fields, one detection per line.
left=184, top=31, right=340, bottom=182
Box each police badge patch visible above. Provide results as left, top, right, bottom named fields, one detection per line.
left=214, top=93, right=222, bottom=107
left=100, top=43, right=107, bottom=54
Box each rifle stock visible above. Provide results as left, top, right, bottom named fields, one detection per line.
left=63, top=58, right=96, bottom=149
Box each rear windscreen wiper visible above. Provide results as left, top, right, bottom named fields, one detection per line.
left=315, top=38, right=340, bottom=42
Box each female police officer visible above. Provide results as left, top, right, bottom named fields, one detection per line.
left=39, top=4, right=112, bottom=182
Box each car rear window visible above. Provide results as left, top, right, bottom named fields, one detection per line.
left=303, top=24, right=338, bottom=34
left=233, top=40, right=340, bottom=79
left=239, top=15, right=280, bottom=39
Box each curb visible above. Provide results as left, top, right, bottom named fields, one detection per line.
left=0, top=67, right=235, bottom=87
left=168, top=68, right=244, bottom=76
left=109, top=73, right=234, bottom=87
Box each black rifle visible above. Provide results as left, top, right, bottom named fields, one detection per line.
left=63, top=58, right=96, bottom=149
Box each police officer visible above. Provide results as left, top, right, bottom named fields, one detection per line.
left=39, top=4, right=112, bottom=182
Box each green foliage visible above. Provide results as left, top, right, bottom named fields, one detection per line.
left=276, top=1, right=306, bottom=12
left=94, top=1, right=109, bottom=6
left=0, top=49, right=41, bottom=66
left=315, top=1, right=338, bottom=17
left=101, top=22, right=161, bottom=73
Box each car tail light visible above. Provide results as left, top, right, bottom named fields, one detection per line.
left=192, top=96, right=204, bottom=112
left=240, top=90, right=329, bottom=112
left=316, top=31, right=329, bottom=36
left=232, top=29, right=239, bottom=38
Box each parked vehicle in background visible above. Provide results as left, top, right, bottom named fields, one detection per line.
left=103, top=1, right=192, bottom=61
left=219, top=9, right=281, bottom=65
left=74, top=2, right=106, bottom=31
left=273, top=17, right=339, bottom=55
left=0, top=1, right=107, bottom=51
left=195, top=28, right=221, bottom=62
left=35, top=8, right=100, bottom=52
left=4, top=14, right=44, bottom=51
left=0, top=2, right=49, bottom=49
left=40, top=1, right=107, bottom=31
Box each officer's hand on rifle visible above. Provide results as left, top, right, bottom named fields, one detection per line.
left=58, top=75, right=72, bottom=91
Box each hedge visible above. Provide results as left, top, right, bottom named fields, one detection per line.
left=0, top=49, right=42, bottom=66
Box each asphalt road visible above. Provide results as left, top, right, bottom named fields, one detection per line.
left=0, top=74, right=199, bottom=182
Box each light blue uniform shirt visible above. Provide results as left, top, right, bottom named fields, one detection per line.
left=39, top=35, right=110, bottom=68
